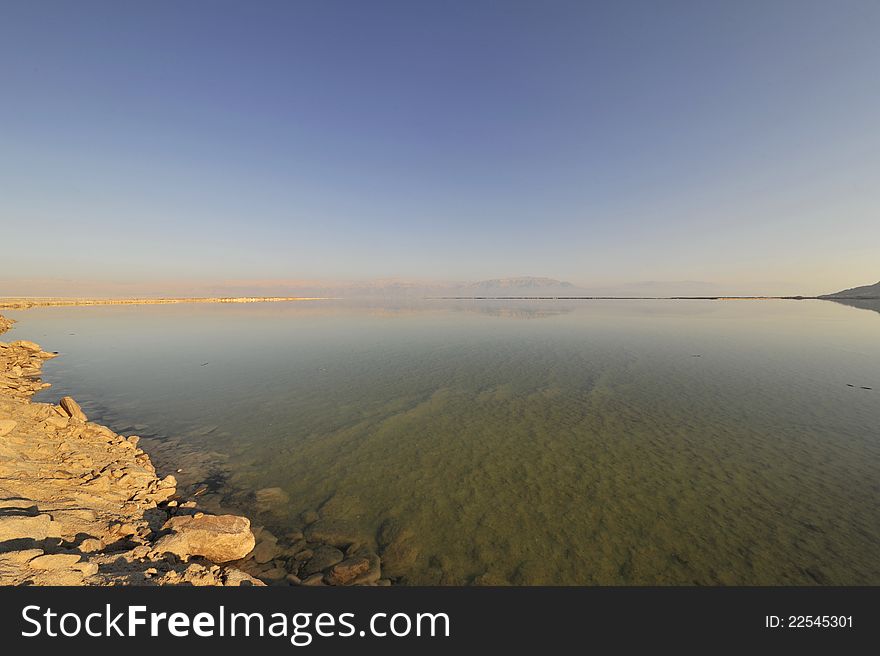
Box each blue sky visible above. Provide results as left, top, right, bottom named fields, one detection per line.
left=1, top=0, right=878, bottom=295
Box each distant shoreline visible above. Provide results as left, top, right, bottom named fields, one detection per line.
left=430, top=295, right=828, bottom=300
left=0, top=296, right=331, bottom=310
left=3, top=295, right=877, bottom=310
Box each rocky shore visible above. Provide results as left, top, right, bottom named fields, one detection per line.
left=0, top=314, right=387, bottom=586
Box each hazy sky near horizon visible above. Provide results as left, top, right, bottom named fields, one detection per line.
left=1, top=0, right=879, bottom=296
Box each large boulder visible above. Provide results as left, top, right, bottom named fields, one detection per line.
left=153, top=514, right=255, bottom=563
left=59, top=396, right=87, bottom=421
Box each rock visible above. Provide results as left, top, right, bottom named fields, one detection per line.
left=301, top=510, right=319, bottom=525
left=255, top=487, right=289, bottom=509
left=345, top=541, right=372, bottom=557
left=131, top=545, right=151, bottom=559
left=285, top=573, right=302, bottom=585
left=0, top=419, right=16, bottom=436
left=292, top=548, right=313, bottom=562
left=511, top=559, right=553, bottom=585
left=11, top=340, right=41, bottom=352
left=28, top=553, right=82, bottom=570
left=78, top=538, right=105, bottom=553
left=59, top=396, right=87, bottom=421
left=301, top=573, right=325, bottom=586
left=0, top=514, right=53, bottom=541
left=301, top=545, right=344, bottom=576
left=224, top=569, right=265, bottom=586
left=380, top=535, right=419, bottom=578
left=148, top=487, right=176, bottom=503
left=153, top=514, right=255, bottom=563
left=303, top=518, right=361, bottom=547
left=74, top=561, right=99, bottom=576
left=251, top=539, right=279, bottom=564
left=0, top=499, right=37, bottom=514
left=325, top=556, right=371, bottom=585
left=350, top=552, right=382, bottom=585
left=261, top=567, right=288, bottom=581
left=1, top=548, right=44, bottom=564
left=158, top=474, right=177, bottom=488
left=376, top=517, right=408, bottom=548
left=473, top=571, right=511, bottom=585
left=110, top=522, right=138, bottom=537
left=49, top=415, right=70, bottom=429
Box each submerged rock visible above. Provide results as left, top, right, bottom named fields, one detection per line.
left=255, top=487, right=289, bottom=509
left=301, top=544, right=344, bottom=576
left=325, top=557, right=370, bottom=585
left=301, top=573, right=325, bottom=586
left=380, top=534, right=419, bottom=578
left=251, top=538, right=279, bottom=564
left=377, top=517, right=404, bottom=548
left=303, top=518, right=361, bottom=548
left=261, top=566, right=288, bottom=581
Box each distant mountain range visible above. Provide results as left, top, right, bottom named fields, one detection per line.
left=192, top=277, right=796, bottom=298
left=465, top=277, right=576, bottom=294
left=820, top=281, right=880, bottom=299
left=8, top=276, right=878, bottom=300
left=191, top=276, right=582, bottom=299
left=468, top=277, right=574, bottom=290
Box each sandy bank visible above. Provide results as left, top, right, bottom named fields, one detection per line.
left=0, top=297, right=329, bottom=310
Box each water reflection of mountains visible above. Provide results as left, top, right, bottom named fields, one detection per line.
left=354, top=300, right=576, bottom=319
left=828, top=298, right=880, bottom=316
left=448, top=301, right=575, bottom=319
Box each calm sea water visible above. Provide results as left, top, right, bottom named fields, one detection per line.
left=7, top=299, right=880, bottom=584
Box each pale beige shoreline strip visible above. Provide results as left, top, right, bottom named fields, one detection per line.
left=0, top=296, right=333, bottom=310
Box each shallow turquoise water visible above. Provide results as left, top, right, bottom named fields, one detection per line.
left=7, top=298, right=880, bottom=584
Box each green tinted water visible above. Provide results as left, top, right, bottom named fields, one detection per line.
left=10, top=299, right=880, bottom=584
